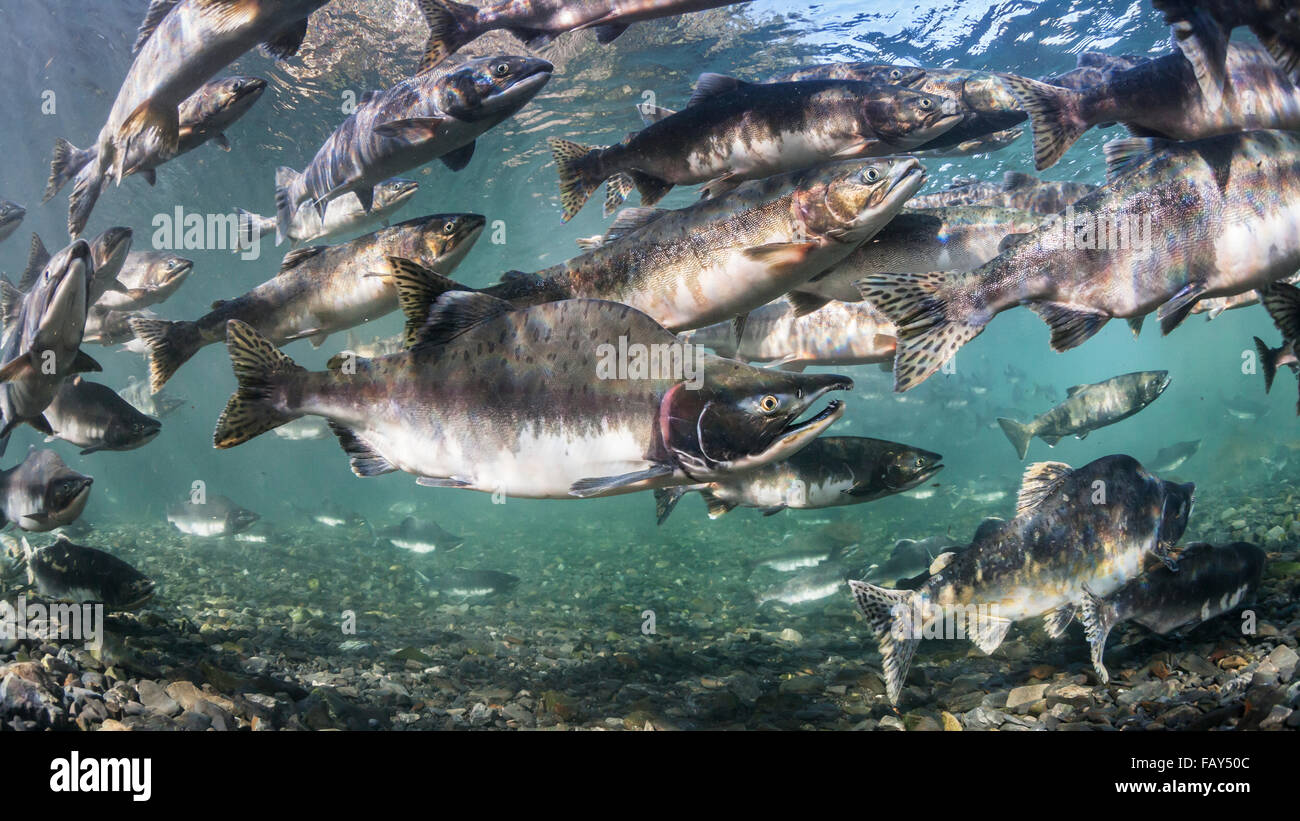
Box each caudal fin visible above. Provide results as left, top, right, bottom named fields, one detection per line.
left=67, top=167, right=104, bottom=238
left=997, top=417, right=1035, bottom=460
left=274, top=167, right=302, bottom=245
left=1255, top=336, right=1281, bottom=394
left=856, top=272, right=987, bottom=392
left=129, top=317, right=205, bottom=393
left=214, top=320, right=305, bottom=448
left=416, top=0, right=479, bottom=71
left=234, top=207, right=274, bottom=250
left=45, top=138, right=95, bottom=203
left=846, top=579, right=920, bottom=705
left=998, top=74, right=1088, bottom=170
left=548, top=138, right=607, bottom=222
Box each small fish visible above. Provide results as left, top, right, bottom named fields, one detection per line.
left=653, top=436, right=942, bottom=522
left=1069, top=541, right=1265, bottom=682
left=1148, top=440, right=1201, bottom=473
left=379, top=516, right=463, bottom=554
left=757, top=561, right=853, bottom=606
left=131, top=214, right=484, bottom=392
left=996, top=370, right=1171, bottom=460
left=1255, top=280, right=1300, bottom=413
left=46, top=76, right=268, bottom=221
left=275, top=56, right=551, bottom=239
left=118, top=375, right=184, bottom=419
left=92, top=251, right=194, bottom=313
left=42, top=376, right=162, bottom=454
left=237, top=179, right=419, bottom=249
left=418, top=0, right=753, bottom=64
left=23, top=534, right=154, bottom=611
left=58, top=0, right=328, bottom=236
left=549, top=74, right=959, bottom=220
left=0, top=200, right=24, bottom=244
left=680, top=298, right=896, bottom=371
left=750, top=543, right=852, bottom=573
left=0, top=238, right=97, bottom=454
left=1003, top=42, right=1300, bottom=169
left=849, top=455, right=1194, bottom=703
left=918, top=127, right=1023, bottom=157
left=0, top=447, right=93, bottom=532
left=417, top=567, right=518, bottom=599
left=166, top=494, right=260, bottom=537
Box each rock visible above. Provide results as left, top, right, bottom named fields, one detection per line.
left=779, top=676, right=824, bottom=696
left=1006, top=683, right=1048, bottom=711
left=134, top=681, right=181, bottom=717
left=1265, top=525, right=1287, bottom=546
left=1267, top=645, right=1298, bottom=682
left=940, top=711, right=962, bottom=731
left=778, top=628, right=803, bottom=644
left=878, top=715, right=905, bottom=731
left=166, top=681, right=236, bottom=714
left=1258, top=705, right=1292, bottom=730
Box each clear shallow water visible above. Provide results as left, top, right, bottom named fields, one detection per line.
left=0, top=1, right=1289, bottom=597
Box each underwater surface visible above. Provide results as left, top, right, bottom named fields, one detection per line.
left=0, top=0, right=1297, bottom=732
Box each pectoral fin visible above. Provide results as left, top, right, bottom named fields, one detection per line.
left=569, top=464, right=674, bottom=497
left=742, top=241, right=819, bottom=273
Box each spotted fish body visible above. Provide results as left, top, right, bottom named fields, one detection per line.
left=61, top=0, right=329, bottom=236
left=1076, top=541, right=1265, bottom=682
left=549, top=77, right=958, bottom=220
left=130, top=214, right=484, bottom=392
left=653, top=436, right=942, bottom=522
left=680, top=298, right=896, bottom=370
left=213, top=296, right=853, bottom=501
left=1003, top=42, right=1300, bottom=169
left=767, top=64, right=1027, bottom=153
left=996, top=370, right=1171, bottom=460
left=795, top=205, right=1041, bottom=305
left=849, top=455, right=1194, bottom=703
left=24, top=534, right=155, bottom=611
left=864, top=131, right=1300, bottom=391
left=490, top=158, right=926, bottom=332
left=276, top=56, right=552, bottom=238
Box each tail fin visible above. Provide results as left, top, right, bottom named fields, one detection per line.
left=847, top=579, right=920, bottom=704
left=856, top=272, right=987, bottom=392
left=1077, top=589, right=1117, bottom=684
left=45, top=138, right=94, bottom=203
left=548, top=138, right=606, bottom=222
left=274, top=167, right=301, bottom=246
left=1255, top=336, right=1281, bottom=394
left=129, top=317, right=205, bottom=393
left=997, top=417, right=1035, bottom=460
left=214, top=320, right=305, bottom=448
left=234, top=207, right=273, bottom=250
left=67, top=167, right=104, bottom=238
left=653, top=487, right=688, bottom=525
left=416, top=0, right=479, bottom=71
left=998, top=74, right=1088, bottom=170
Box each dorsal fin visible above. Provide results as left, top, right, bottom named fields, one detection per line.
left=0, top=277, right=23, bottom=329
left=413, top=291, right=514, bottom=349
left=133, top=0, right=180, bottom=54
left=1015, top=461, right=1073, bottom=517
left=686, top=73, right=748, bottom=108
left=1102, top=137, right=1171, bottom=184
left=602, top=207, right=667, bottom=245
left=279, top=246, right=326, bottom=274
left=1065, top=384, right=1085, bottom=396
left=388, top=256, right=475, bottom=348
left=19, top=233, right=50, bottom=292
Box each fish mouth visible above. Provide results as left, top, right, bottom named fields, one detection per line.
left=0, top=204, right=23, bottom=229
left=763, top=379, right=854, bottom=459
left=894, top=461, right=945, bottom=491
left=164, top=258, right=194, bottom=285
left=233, top=76, right=268, bottom=103
left=385, top=179, right=420, bottom=204
left=117, top=581, right=156, bottom=611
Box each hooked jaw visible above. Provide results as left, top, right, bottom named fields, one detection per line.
left=731, top=378, right=854, bottom=472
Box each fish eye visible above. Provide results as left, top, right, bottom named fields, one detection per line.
left=494, top=63, right=510, bottom=76
left=919, top=98, right=932, bottom=109
left=914, top=457, right=924, bottom=467
left=864, top=167, right=881, bottom=182
left=443, top=221, right=457, bottom=233
left=890, top=69, right=902, bottom=80
left=759, top=394, right=780, bottom=413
